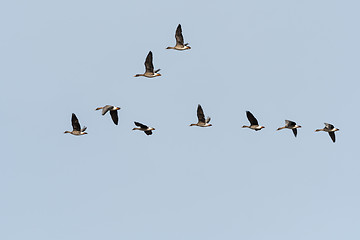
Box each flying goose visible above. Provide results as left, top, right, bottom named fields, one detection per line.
left=132, top=121, right=155, bottom=135
left=134, top=51, right=161, bottom=78
left=166, top=24, right=191, bottom=51
left=315, top=123, right=339, bottom=143
left=277, top=120, right=301, bottom=137
left=64, top=113, right=88, bottom=135
left=190, top=104, right=212, bottom=127
left=95, top=105, right=121, bottom=125
left=242, top=111, right=265, bottom=131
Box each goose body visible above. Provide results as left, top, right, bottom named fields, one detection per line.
left=64, top=113, right=88, bottom=136
left=315, top=123, right=339, bottom=143
left=190, top=104, right=212, bottom=127
left=166, top=24, right=191, bottom=51
left=132, top=122, right=155, bottom=135
left=95, top=105, right=121, bottom=125
left=242, top=111, right=265, bottom=131
left=134, top=51, right=161, bottom=78
left=277, top=120, right=301, bottom=137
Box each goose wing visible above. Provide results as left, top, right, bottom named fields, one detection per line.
left=292, top=128, right=297, bottom=137
left=325, top=123, right=335, bottom=130
left=145, top=130, right=153, bottom=135
left=285, top=120, right=296, bottom=127
left=206, top=117, right=211, bottom=123
left=71, top=113, right=81, bottom=131
left=329, top=132, right=336, bottom=143
left=102, top=105, right=113, bottom=115
left=144, top=51, right=154, bottom=73
left=197, top=104, right=206, bottom=123
left=110, top=110, right=119, bottom=125
left=134, top=121, right=148, bottom=129
left=246, top=111, right=259, bottom=126
left=175, top=24, right=184, bottom=46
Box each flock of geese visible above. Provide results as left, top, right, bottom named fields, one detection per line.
left=64, top=24, right=340, bottom=143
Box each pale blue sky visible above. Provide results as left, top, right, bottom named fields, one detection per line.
left=1, top=0, right=360, bottom=239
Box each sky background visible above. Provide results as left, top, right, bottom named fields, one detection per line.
left=1, top=0, right=360, bottom=239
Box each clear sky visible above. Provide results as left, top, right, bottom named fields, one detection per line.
left=1, top=0, right=360, bottom=239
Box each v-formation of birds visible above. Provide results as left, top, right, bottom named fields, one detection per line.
left=64, top=24, right=340, bottom=143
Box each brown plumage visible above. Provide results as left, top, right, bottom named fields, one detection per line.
left=64, top=113, right=88, bottom=136
left=315, top=123, right=339, bottom=143
left=132, top=121, right=155, bottom=135
left=277, top=120, right=301, bottom=137
left=242, top=111, right=265, bottom=131
left=166, top=24, right=191, bottom=50
left=95, top=105, right=121, bottom=125
left=134, top=51, right=161, bottom=78
left=189, top=104, right=212, bottom=127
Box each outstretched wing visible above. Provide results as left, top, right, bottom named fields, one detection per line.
left=285, top=120, right=296, bottom=127
left=325, top=123, right=334, bottom=130
left=206, top=117, right=211, bottom=123
left=144, top=51, right=154, bottom=73
left=81, top=126, right=87, bottom=132
left=102, top=105, right=113, bottom=115
left=110, top=110, right=119, bottom=125
left=329, top=132, right=336, bottom=143
left=197, top=104, right=206, bottom=123
left=246, top=111, right=259, bottom=126
left=144, top=130, right=153, bottom=135
left=134, top=121, right=148, bottom=129
left=71, top=113, right=81, bottom=131
left=175, top=24, right=184, bottom=46
left=292, top=128, right=297, bottom=137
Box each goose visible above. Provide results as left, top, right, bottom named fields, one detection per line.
left=166, top=24, right=191, bottom=51
left=190, top=104, right=212, bottom=127
left=242, top=111, right=265, bottom=131
left=95, top=105, right=120, bottom=125
left=277, top=120, right=301, bottom=137
left=134, top=51, right=161, bottom=78
left=132, top=122, right=155, bottom=135
left=315, top=123, right=339, bottom=143
left=64, top=113, right=87, bottom=135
